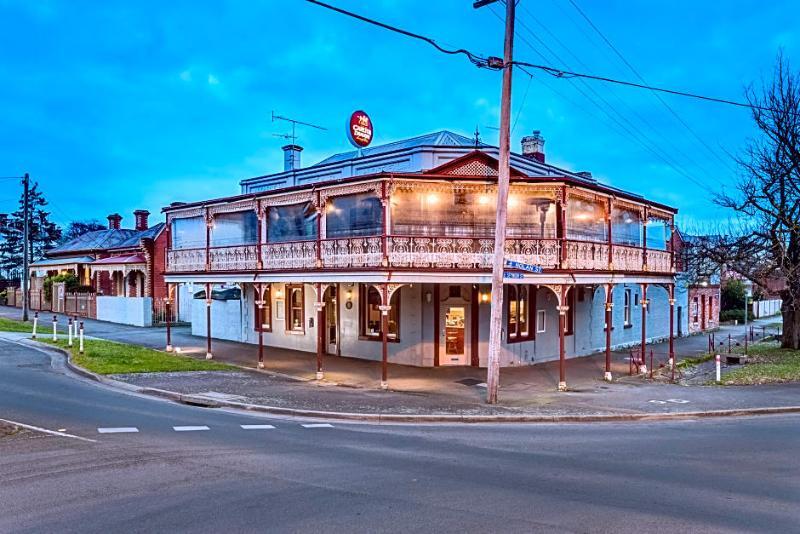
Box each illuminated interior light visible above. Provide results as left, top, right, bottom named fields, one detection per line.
left=478, top=194, right=490, bottom=205
left=508, top=196, right=519, bottom=207
left=426, top=193, right=439, bottom=204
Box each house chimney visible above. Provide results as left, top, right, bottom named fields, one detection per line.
left=282, top=144, right=303, bottom=171
left=107, top=213, right=122, bottom=230
left=521, top=130, right=545, bottom=163
left=134, top=209, right=150, bottom=231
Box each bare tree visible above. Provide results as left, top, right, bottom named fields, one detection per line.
left=696, top=54, right=800, bottom=348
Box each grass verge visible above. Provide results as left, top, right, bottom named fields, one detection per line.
left=719, top=341, right=800, bottom=385
left=0, top=316, right=50, bottom=334
left=676, top=353, right=714, bottom=369
left=41, top=337, right=234, bottom=374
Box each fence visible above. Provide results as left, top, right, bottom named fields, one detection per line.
left=751, top=299, right=782, bottom=318
left=152, top=298, right=178, bottom=326
left=6, top=289, right=95, bottom=318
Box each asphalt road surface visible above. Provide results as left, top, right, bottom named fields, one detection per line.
left=1, top=337, right=798, bottom=533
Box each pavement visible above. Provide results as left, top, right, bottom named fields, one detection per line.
left=1, top=337, right=799, bottom=532
left=0, top=305, right=795, bottom=420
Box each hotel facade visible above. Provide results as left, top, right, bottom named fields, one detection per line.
left=163, top=130, right=685, bottom=387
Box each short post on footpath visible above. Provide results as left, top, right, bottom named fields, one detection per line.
left=52, top=315, right=58, bottom=342
left=68, top=318, right=73, bottom=347
left=32, top=312, right=38, bottom=339
left=715, top=354, right=721, bottom=383
left=79, top=321, right=85, bottom=354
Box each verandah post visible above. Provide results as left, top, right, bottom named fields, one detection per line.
left=205, top=282, right=213, bottom=359
left=380, top=283, right=391, bottom=390
left=669, top=284, right=675, bottom=380
left=640, top=283, right=648, bottom=374
left=604, top=283, right=613, bottom=382
left=165, top=283, right=173, bottom=352
left=257, top=283, right=265, bottom=369
left=315, top=282, right=324, bottom=380
left=557, top=284, right=568, bottom=392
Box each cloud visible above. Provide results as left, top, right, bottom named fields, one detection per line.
left=179, top=70, right=192, bottom=82
left=207, top=73, right=220, bottom=85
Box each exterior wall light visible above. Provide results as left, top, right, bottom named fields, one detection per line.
left=480, top=292, right=491, bottom=303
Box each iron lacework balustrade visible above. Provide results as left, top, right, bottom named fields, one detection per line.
left=165, top=179, right=676, bottom=275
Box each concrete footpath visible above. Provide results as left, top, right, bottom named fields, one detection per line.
left=1, top=306, right=794, bottom=422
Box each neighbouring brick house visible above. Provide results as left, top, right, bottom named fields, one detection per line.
left=25, top=210, right=169, bottom=326
left=673, top=230, right=720, bottom=334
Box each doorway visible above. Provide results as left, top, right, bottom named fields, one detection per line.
left=701, top=294, right=707, bottom=330
left=441, top=305, right=467, bottom=365
left=677, top=306, right=683, bottom=337
left=323, top=285, right=339, bottom=356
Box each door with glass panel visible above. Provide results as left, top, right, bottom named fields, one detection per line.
left=442, top=305, right=467, bottom=365
left=324, top=286, right=339, bottom=355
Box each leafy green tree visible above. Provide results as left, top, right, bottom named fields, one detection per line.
left=0, top=182, right=62, bottom=278
left=721, top=279, right=746, bottom=311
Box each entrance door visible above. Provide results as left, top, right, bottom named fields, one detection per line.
left=677, top=306, right=683, bottom=337
left=442, top=306, right=467, bottom=365
left=701, top=295, right=707, bottom=330
left=324, top=286, right=339, bottom=355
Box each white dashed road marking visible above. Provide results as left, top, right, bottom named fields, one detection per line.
left=240, top=424, right=276, bottom=430
left=301, top=423, right=334, bottom=428
left=97, top=427, right=139, bottom=434
left=173, top=425, right=210, bottom=432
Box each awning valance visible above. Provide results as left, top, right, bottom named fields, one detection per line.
left=89, top=254, right=146, bottom=275
left=29, top=256, right=95, bottom=276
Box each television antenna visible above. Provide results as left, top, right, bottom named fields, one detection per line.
left=271, top=111, right=328, bottom=146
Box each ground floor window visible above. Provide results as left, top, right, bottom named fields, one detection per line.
left=564, top=288, right=575, bottom=335
left=285, top=284, right=304, bottom=333
left=254, top=284, right=272, bottom=332
left=506, top=285, right=535, bottom=342
left=624, top=289, right=632, bottom=327
left=359, top=285, right=400, bottom=340
left=536, top=309, right=546, bottom=333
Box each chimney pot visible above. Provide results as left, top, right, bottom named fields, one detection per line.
left=107, top=213, right=122, bottom=230
left=521, top=130, right=545, bottom=163
left=282, top=144, right=303, bottom=171
left=133, top=209, right=150, bottom=231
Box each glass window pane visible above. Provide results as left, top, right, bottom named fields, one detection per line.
left=519, top=286, right=528, bottom=336
left=211, top=211, right=258, bottom=247
left=267, top=202, right=318, bottom=243
left=646, top=218, right=668, bottom=250
left=171, top=216, right=205, bottom=249
left=611, top=207, right=642, bottom=246
left=567, top=198, right=607, bottom=242
left=326, top=193, right=383, bottom=238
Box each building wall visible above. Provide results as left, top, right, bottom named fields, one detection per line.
left=688, top=286, right=720, bottom=333
left=96, top=296, right=153, bottom=327
left=189, top=281, right=678, bottom=368
left=150, top=231, right=169, bottom=302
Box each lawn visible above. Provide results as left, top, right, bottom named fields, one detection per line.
left=0, top=316, right=69, bottom=334
left=676, top=353, right=714, bottom=369
left=41, top=337, right=234, bottom=374
left=720, top=340, right=800, bottom=385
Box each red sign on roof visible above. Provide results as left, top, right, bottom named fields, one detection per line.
left=347, top=110, right=373, bottom=148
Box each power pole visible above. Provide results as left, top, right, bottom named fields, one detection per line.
left=22, top=173, right=30, bottom=322
left=482, top=0, right=515, bottom=404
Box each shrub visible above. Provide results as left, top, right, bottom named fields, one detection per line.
left=43, top=273, right=80, bottom=301
left=721, top=279, right=747, bottom=311
left=720, top=309, right=746, bottom=323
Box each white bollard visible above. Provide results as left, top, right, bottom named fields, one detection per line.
left=715, top=354, right=721, bottom=383
left=68, top=319, right=73, bottom=347
left=52, top=315, right=58, bottom=342
left=32, top=312, right=38, bottom=339
left=79, top=322, right=85, bottom=354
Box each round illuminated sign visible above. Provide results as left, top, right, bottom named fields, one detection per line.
left=347, top=110, right=373, bottom=148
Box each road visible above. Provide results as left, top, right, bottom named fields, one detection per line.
left=1, top=338, right=798, bottom=533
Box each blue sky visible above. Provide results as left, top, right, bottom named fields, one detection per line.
left=1, top=0, right=797, bottom=230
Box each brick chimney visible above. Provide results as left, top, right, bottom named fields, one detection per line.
left=133, top=209, right=150, bottom=231
left=107, top=213, right=122, bottom=230
left=521, top=130, right=545, bottom=163
left=282, top=144, right=303, bottom=171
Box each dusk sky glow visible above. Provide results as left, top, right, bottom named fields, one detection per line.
left=1, top=0, right=798, bottom=230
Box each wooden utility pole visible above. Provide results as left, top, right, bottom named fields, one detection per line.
left=22, top=173, right=30, bottom=322
left=484, top=0, right=515, bottom=404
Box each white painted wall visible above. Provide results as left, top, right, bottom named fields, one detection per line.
left=752, top=299, right=782, bottom=318
left=191, top=296, right=243, bottom=342
left=96, top=296, right=153, bottom=327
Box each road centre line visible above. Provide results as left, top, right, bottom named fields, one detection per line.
left=97, top=427, right=139, bottom=434
left=0, top=417, right=97, bottom=443
left=301, top=423, right=334, bottom=428
left=173, top=426, right=210, bottom=432
left=240, top=424, right=276, bottom=429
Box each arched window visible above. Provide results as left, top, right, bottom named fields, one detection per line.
left=506, top=285, right=535, bottom=342
left=359, top=285, right=400, bottom=340
left=254, top=285, right=272, bottom=332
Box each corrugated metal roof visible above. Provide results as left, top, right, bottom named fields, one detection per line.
left=30, top=256, right=95, bottom=267
left=313, top=130, right=483, bottom=167
left=48, top=223, right=164, bottom=255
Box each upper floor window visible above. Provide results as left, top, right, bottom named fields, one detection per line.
left=171, top=216, right=206, bottom=249
left=211, top=211, right=258, bottom=247
left=645, top=217, right=669, bottom=250
left=611, top=207, right=642, bottom=247
left=567, top=197, right=607, bottom=242
left=624, top=289, right=632, bottom=326
left=326, top=193, right=383, bottom=238
left=267, top=202, right=318, bottom=243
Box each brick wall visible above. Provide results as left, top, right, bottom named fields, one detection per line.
left=150, top=228, right=168, bottom=302
left=688, top=285, right=720, bottom=334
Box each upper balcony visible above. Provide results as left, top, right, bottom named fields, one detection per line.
left=165, top=176, right=676, bottom=276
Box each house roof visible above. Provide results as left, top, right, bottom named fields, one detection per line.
left=91, top=253, right=146, bottom=265
left=47, top=223, right=165, bottom=256
left=29, top=256, right=95, bottom=268
left=312, top=130, right=484, bottom=167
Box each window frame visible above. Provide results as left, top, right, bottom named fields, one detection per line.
left=536, top=309, right=546, bottom=334
left=358, top=284, right=401, bottom=342
left=564, top=288, right=575, bottom=336
left=254, top=284, right=272, bottom=333
left=624, top=289, right=633, bottom=328
left=285, top=284, right=305, bottom=334
left=506, top=284, right=535, bottom=343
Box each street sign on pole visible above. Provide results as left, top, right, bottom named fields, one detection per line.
left=503, top=271, right=524, bottom=280
left=504, top=259, right=543, bottom=273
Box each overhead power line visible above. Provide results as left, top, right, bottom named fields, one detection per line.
left=305, top=0, right=791, bottom=116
